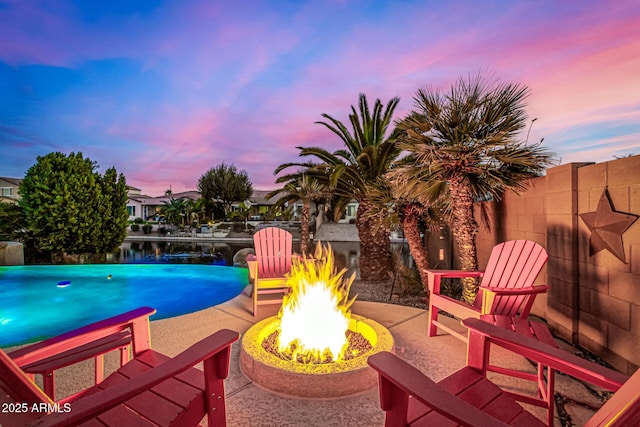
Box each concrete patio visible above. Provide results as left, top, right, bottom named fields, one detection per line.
left=47, top=293, right=604, bottom=426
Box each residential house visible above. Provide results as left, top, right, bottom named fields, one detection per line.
left=126, top=187, right=315, bottom=223
left=126, top=188, right=201, bottom=222
left=230, top=190, right=279, bottom=219
left=338, top=200, right=359, bottom=223
left=0, top=177, right=22, bottom=204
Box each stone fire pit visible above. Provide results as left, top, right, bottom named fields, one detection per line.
left=240, top=314, right=394, bottom=398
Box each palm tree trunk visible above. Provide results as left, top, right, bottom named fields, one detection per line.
left=401, top=204, right=430, bottom=289
left=449, top=178, right=479, bottom=305
left=300, top=202, right=310, bottom=255
left=356, top=199, right=392, bottom=281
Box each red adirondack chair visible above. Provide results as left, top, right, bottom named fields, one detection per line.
left=1, top=307, right=239, bottom=426
left=368, top=318, right=638, bottom=427
left=246, top=227, right=294, bottom=316
left=426, top=240, right=549, bottom=341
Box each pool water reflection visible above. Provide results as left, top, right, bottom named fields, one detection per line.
left=118, top=240, right=281, bottom=265
left=0, top=263, right=248, bottom=347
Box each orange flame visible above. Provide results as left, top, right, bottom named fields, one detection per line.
left=277, top=243, right=356, bottom=363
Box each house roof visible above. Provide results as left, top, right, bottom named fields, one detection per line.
left=172, top=190, right=201, bottom=200
left=0, top=177, right=22, bottom=186
left=128, top=188, right=277, bottom=206
left=137, top=190, right=201, bottom=205
left=249, top=190, right=276, bottom=206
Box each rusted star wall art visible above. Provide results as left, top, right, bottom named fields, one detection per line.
left=580, top=189, right=638, bottom=263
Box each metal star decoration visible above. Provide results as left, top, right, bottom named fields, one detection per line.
left=580, top=189, right=638, bottom=263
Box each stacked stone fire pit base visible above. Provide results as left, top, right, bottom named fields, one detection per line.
left=240, top=314, right=394, bottom=398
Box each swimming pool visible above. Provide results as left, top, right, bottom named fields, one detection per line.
left=0, top=264, right=249, bottom=348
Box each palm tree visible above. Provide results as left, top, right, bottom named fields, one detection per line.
left=188, top=198, right=207, bottom=226
left=267, top=174, right=331, bottom=255
left=296, top=93, right=401, bottom=280
left=161, top=198, right=188, bottom=227
left=390, top=74, right=555, bottom=304
left=364, top=178, right=445, bottom=289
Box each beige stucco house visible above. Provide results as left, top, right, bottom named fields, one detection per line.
left=0, top=177, right=21, bottom=204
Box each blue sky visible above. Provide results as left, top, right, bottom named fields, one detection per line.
left=1, top=0, right=639, bottom=195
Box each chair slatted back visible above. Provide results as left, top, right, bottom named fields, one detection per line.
left=253, top=227, right=293, bottom=279
left=474, top=240, right=548, bottom=316
left=586, top=367, right=640, bottom=426
left=0, top=349, right=50, bottom=406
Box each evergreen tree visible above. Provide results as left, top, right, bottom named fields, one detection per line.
left=0, top=202, right=26, bottom=241
left=19, top=152, right=128, bottom=256
left=99, top=167, right=129, bottom=252
left=197, top=163, right=253, bottom=218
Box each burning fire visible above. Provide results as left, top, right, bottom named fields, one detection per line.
left=277, top=243, right=356, bottom=363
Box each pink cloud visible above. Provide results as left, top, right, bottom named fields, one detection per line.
left=3, top=0, right=639, bottom=197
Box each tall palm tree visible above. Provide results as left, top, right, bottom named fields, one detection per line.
left=267, top=174, right=331, bottom=255
left=390, top=74, right=555, bottom=304
left=296, top=93, right=401, bottom=280
left=397, top=202, right=442, bottom=287
left=364, top=177, right=445, bottom=289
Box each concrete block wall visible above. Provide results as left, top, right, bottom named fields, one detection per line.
left=544, top=163, right=586, bottom=343
left=474, top=156, right=640, bottom=374
left=474, top=172, right=549, bottom=320
left=575, top=156, right=640, bottom=374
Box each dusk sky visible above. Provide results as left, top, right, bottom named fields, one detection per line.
left=1, top=0, right=639, bottom=196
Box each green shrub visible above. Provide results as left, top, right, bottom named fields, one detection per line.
left=134, top=217, right=144, bottom=224
left=19, top=152, right=128, bottom=254
left=142, top=224, right=152, bottom=234
left=130, top=224, right=140, bottom=232
left=228, top=211, right=244, bottom=222
left=0, top=202, right=26, bottom=240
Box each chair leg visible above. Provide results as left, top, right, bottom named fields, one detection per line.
left=428, top=304, right=438, bottom=336
left=546, top=365, right=555, bottom=426
left=535, top=360, right=556, bottom=426
left=43, top=370, right=55, bottom=400
left=120, top=345, right=130, bottom=366
left=204, top=347, right=231, bottom=427
left=94, top=354, right=104, bottom=385
left=253, top=287, right=258, bottom=317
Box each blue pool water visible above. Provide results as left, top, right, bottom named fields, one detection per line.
left=0, top=264, right=249, bottom=348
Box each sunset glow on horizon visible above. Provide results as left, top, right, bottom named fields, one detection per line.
left=1, top=0, right=639, bottom=196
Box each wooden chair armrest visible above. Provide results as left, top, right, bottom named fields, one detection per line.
left=246, top=258, right=258, bottom=281
left=480, top=285, right=549, bottom=295
left=424, top=269, right=485, bottom=279
left=463, top=318, right=628, bottom=390
left=368, top=352, right=509, bottom=427
left=29, top=329, right=240, bottom=427
left=425, top=270, right=484, bottom=294
left=10, top=307, right=156, bottom=367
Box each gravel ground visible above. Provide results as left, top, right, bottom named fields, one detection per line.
left=349, top=279, right=428, bottom=310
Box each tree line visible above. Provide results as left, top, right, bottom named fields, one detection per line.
left=2, top=72, right=556, bottom=306
left=8, top=152, right=129, bottom=261
left=0, top=157, right=255, bottom=262
left=267, top=73, right=556, bottom=303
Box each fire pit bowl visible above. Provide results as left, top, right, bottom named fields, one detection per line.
left=240, top=314, right=394, bottom=398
